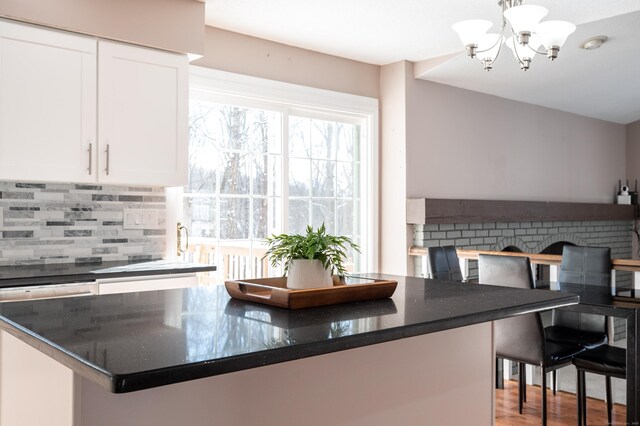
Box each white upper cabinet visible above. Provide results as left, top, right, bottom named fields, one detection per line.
left=98, top=41, right=188, bottom=186
left=0, top=20, right=188, bottom=187
left=0, top=20, right=97, bottom=183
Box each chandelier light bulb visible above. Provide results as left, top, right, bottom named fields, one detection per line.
left=504, top=5, right=548, bottom=45
left=535, top=20, right=577, bottom=60
left=452, top=19, right=493, bottom=58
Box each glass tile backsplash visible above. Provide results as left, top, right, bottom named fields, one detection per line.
left=0, top=182, right=166, bottom=266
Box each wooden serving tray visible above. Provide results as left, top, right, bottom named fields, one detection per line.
left=224, top=276, right=398, bottom=309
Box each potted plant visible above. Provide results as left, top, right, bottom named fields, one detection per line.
left=263, top=224, right=360, bottom=289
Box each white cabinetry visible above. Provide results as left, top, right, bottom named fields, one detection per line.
left=0, top=20, right=188, bottom=187
left=0, top=20, right=96, bottom=183
left=98, top=41, right=188, bottom=186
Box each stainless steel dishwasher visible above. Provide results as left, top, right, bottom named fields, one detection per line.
left=0, top=282, right=98, bottom=303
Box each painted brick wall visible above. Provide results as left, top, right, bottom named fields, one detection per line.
left=0, top=182, right=166, bottom=266
left=413, top=220, right=633, bottom=341
left=413, top=220, right=632, bottom=285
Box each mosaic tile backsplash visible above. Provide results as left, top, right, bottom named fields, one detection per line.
left=0, top=182, right=167, bottom=266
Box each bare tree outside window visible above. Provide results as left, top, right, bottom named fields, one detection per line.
left=182, top=100, right=362, bottom=282
left=288, top=116, right=361, bottom=271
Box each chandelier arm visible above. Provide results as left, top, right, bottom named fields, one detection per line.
left=476, top=25, right=506, bottom=54
left=489, top=37, right=504, bottom=67
left=510, top=32, right=527, bottom=68
left=476, top=41, right=499, bottom=54
left=526, top=44, right=547, bottom=55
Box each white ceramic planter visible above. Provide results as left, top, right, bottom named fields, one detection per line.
left=287, top=259, right=333, bottom=289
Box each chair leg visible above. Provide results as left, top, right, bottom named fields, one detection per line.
left=524, top=364, right=528, bottom=410
left=518, top=362, right=525, bottom=414
left=552, top=369, right=557, bottom=395
left=606, top=375, right=613, bottom=425
left=576, top=369, right=582, bottom=426
left=581, top=370, right=587, bottom=426
left=541, top=368, right=547, bottom=426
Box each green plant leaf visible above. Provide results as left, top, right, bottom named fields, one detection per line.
left=262, top=223, right=361, bottom=277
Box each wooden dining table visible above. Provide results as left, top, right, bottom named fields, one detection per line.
left=534, top=281, right=640, bottom=424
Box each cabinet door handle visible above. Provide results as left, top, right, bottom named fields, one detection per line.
left=177, top=222, right=189, bottom=256
left=105, top=144, right=110, bottom=176
left=87, top=143, right=93, bottom=175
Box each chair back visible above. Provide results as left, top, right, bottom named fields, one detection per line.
left=427, top=246, right=463, bottom=281
left=554, top=246, right=611, bottom=333
left=478, top=254, right=545, bottom=365
left=558, top=245, right=611, bottom=286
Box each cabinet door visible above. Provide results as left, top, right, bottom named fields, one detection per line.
left=98, top=41, right=188, bottom=187
left=0, top=20, right=97, bottom=183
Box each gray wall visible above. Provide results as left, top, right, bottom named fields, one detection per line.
left=193, top=26, right=380, bottom=99
left=405, top=78, right=626, bottom=203
left=0, top=0, right=204, bottom=54
left=380, top=60, right=628, bottom=274
left=626, top=119, right=640, bottom=259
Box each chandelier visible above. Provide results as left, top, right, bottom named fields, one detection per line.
left=452, top=0, right=576, bottom=71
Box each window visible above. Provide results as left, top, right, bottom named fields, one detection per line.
left=177, top=68, right=378, bottom=283
left=288, top=115, right=360, bottom=237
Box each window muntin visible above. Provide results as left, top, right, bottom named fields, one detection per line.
left=181, top=86, right=371, bottom=283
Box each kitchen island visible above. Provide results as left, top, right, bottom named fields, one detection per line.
left=0, top=274, right=578, bottom=426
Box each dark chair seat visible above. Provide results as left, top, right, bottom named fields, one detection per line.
left=546, top=340, right=585, bottom=363
left=573, top=345, right=626, bottom=377
left=573, top=345, right=626, bottom=425
left=544, top=325, right=608, bottom=350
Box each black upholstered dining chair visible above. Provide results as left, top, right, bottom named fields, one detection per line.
left=573, top=344, right=626, bottom=426
left=478, top=254, right=585, bottom=426
left=427, top=246, right=463, bottom=281
left=544, top=246, right=611, bottom=394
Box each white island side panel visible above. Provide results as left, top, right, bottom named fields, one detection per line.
left=1, top=322, right=494, bottom=426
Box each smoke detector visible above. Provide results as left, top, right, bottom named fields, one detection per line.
left=581, top=36, right=608, bottom=50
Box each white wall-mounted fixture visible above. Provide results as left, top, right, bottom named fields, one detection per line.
left=452, top=0, right=576, bottom=71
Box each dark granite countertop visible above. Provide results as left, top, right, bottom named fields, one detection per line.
left=0, top=260, right=217, bottom=288
left=0, top=273, right=578, bottom=393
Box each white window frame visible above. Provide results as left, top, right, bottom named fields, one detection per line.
left=167, top=66, right=379, bottom=273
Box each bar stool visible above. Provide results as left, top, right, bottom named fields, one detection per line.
left=573, top=345, right=626, bottom=426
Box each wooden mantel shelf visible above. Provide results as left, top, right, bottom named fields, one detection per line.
left=407, top=198, right=637, bottom=225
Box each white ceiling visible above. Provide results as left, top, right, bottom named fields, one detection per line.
left=205, top=0, right=640, bottom=124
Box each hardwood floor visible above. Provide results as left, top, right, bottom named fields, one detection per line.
left=496, top=379, right=627, bottom=425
